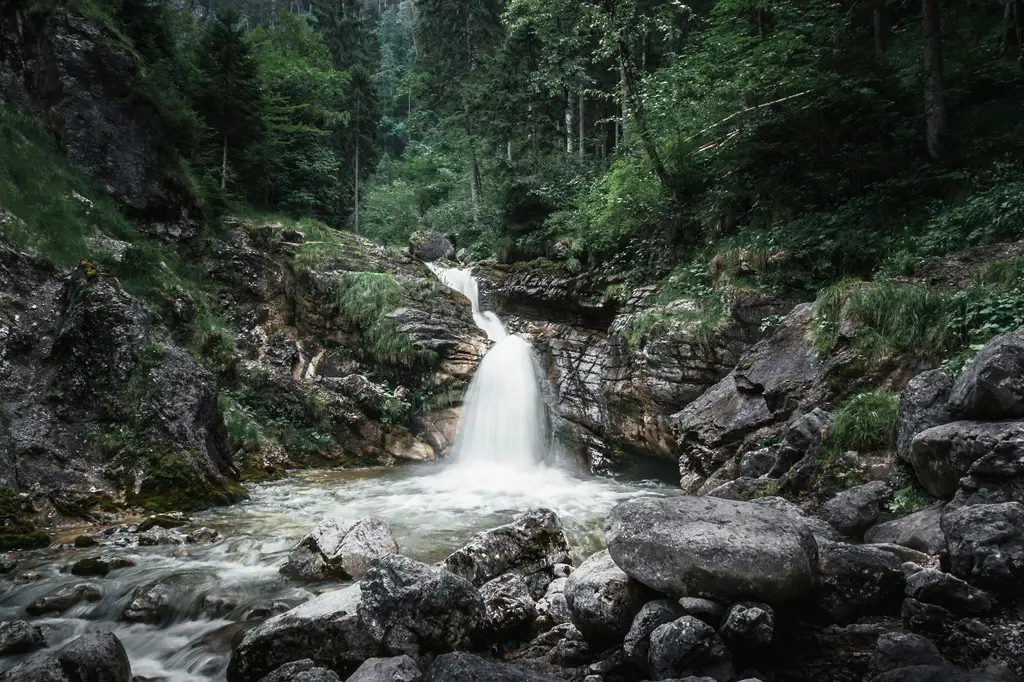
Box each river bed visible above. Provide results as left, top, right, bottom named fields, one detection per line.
left=0, top=461, right=674, bottom=681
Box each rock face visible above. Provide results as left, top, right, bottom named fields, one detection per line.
left=605, top=496, right=819, bottom=604
left=864, top=504, right=946, bottom=555
left=0, top=247, right=241, bottom=520
left=949, top=328, right=1024, bottom=420
left=941, top=502, right=1024, bottom=596
left=648, top=616, right=735, bottom=682
left=443, top=509, right=572, bottom=591
left=282, top=517, right=399, bottom=581
left=820, top=480, right=890, bottom=537
left=910, top=421, right=1024, bottom=498
left=564, top=549, right=649, bottom=647
left=0, top=631, right=132, bottom=682
left=228, top=585, right=381, bottom=682
left=0, top=620, right=45, bottom=656
left=358, top=555, right=485, bottom=657
left=897, top=370, right=953, bottom=462
left=409, top=231, right=456, bottom=262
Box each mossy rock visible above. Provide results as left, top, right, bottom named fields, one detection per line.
left=137, top=514, right=189, bottom=532
left=0, top=532, right=50, bottom=551
left=69, top=557, right=110, bottom=576
left=0, top=487, right=47, bottom=550
left=73, top=535, right=98, bottom=548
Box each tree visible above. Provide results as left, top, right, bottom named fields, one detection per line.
left=195, top=8, right=267, bottom=190
left=922, top=0, right=947, bottom=160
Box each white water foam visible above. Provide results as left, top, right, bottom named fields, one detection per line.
left=426, top=262, right=507, bottom=341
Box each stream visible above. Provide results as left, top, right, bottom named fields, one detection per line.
left=0, top=461, right=674, bottom=681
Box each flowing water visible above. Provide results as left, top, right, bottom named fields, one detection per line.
left=0, top=264, right=676, bottom=681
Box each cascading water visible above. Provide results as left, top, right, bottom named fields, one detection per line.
left=427, top=263, right=548, bottom=468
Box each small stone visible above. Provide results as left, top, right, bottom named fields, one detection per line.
left=718, top=602, right=775, bottom=652
left=73, top=535, right=98, bottom=548
left=0, top=555, right=16, bottom=573
left=648, top=616, right=735, bottom=682
left=820, top=481, right=890, bottom=537
left=623, top=600, right=686, bottom=670
left=186, top=527, right=221, bottom=544
left=0, top=620, right=46, bottom=656
left=26, top=582, right=102, bottom=615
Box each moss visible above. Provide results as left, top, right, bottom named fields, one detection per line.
left=0, top=532, right=50, bottom=551
left=136, top=514, right=187, bottom=532
left=69, top=557, right=110, bottom=576
left=73, top=535, right=98, bottom=548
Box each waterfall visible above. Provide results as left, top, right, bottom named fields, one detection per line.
left=427, top=262, right=548, bottom=468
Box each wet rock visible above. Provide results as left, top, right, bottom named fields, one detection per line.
left=0, top=620, right=46, bottom=656
left=423, top=652, right=560, bottom=681
left=941, top=502, right=1024, bottom=595
left=0, top=631, right=131, bottom=682
left=718, top=602, right=774, bottom=653
left=137, top=513, right=189, bottom=532
left=0, top=555, right=16, bottom=573
left=257, top=659, right=341, bottom=682
left=346, top=655, right=421, bottom=682
left=409, top=232, right=455, bottom=262
left=228, top=585, right=380, bottom=682
left=14, top=571, right=41, bottom=583
left=949, top=327, right=1024, bottom=420
left=26, top=582, right=102, bottom=615
left=138, top=527, right=185, bottom=547
left=67, top=555, right=136, bottom=577
left=565, top=549, right=649, bottom=647
left=242, top=601, right=295, bottom=621
left=605, top=496, right=819, bottom=604
left=121, top=583, right=172, bottom=624
left=816, top=542, right=905, bottom=624
left=282, top=517, right=398, bottom=582
left=905, top=568, right=993, bottom=616
left=443, top=509, right=571, bottom=593
left=868, top=632, right=946, bottom=678
left=480, top=573, right=536, bottom=637
left=623, top=600, right=686, bottom=670
left=358, top=555, right=484, bottom=657
left=864, top=504, right=946, bottom=555
left=202, top=592, right=243, bottom=619
left=536, top=578, right=571, bottom=626
left=73, top=535, right=97, bottom=548
left=648, top=616, right=735, bottom=682
left=187, top=527, right=222, bottom=544
left=897, top=370, right=953, bottom=462
left=910, top=421, right=1024, bottom=498
left=820, top=481, right=890, bottom=537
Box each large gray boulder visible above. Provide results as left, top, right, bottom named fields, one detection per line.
left=941, top=502, right=1024, bottom=596
left=0, top=620, right=45, bottom=656
left=0, top=631, right=131, bottom=682
left=422, top=652, right=561, bottom=681
left=282, top=517, right=398, bottom=582
left=648, top=616, right=735, bottom=682
left=897, top=370, right=953, bottom=462
left=820, top=480, right=890, bottom=537
left=751, top=496, right=839, bottom=542
left=623, top=600, right=687, bottom=670
left=816, top=542, right=904, bottom=624
left=479, top=573, right=536, bottom=637
left=910, top=421, right=1024, bottom=498
left=949, top=327, right=1024, bottom=420
left=358, top=555, right=485, bottom=657
left=443, top=509, right=571, bottom=592
left=864, top=503, right=946, bottom=555
left=345, top=656, right=420, bottom=682
left=605, top=496, right=819, bottom=604
left=257, top=660, right=342, bottom=682
left=409, top=232, right=455, bottom=262
left=564, top=549, right=650, bottom=647
left=227, top=585, right=381, bottom=682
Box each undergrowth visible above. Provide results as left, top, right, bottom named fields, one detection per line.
left=824, top=391, right=899, bottom=456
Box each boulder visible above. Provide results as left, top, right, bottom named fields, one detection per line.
left=718, top=602, right=774, bottom=653
left=905, top=569, right=993, bottom=616
left=605, top=496, right=819, bottom=604
left=949, top=327, right=1024, bottom=420
left=0, top=555, right=16, bottom=573
left=0, top=620, right=45, bottom=656
left=941, top=502, right=1024, bottom=595
left=816, top=542, right=905, bottom=624
left=358, top=555, right=485, bottom=657
left=897, top=370, right=953, bottom=462
left=950, top=439, right=1024, bottom=509
left=678, top=598, right=727, bottom=629
left=867, top=632, right=946, bottom=678
left=409, top=232, right=455, bottom=262
left=227, top=585, right=381, bottom=682
left=536, top=576, right=572, bottom=627
left=648, top=617, right=735, bottom=682
left=67, top=555, right=135, bottom=577
left=137, top=527, right=184, bottom=546
left=187, top=527, right=222, bottom=544
left=564, top=549, right=649, bottom=647
left=910, top=421, right=1024, bottom=498
left=0, top=631, right=131, bottom=682
left=770, top=408, right=832, bottom=480
left=479, top=573, right=536, bottom=637
left=121, top=583, right=172, bottom=624
left=751, top=496, right=839, bottom=542
left=443, top=509, right=571, bottom=591
left=864, top=504, right=946, bottom=555
left=282, top=517, right=399, bottom=582
left=820, top=480, right=890, bottom=537
left=26, top=582, right=102, bottom=615
left=257, top=660, right=341, bottom=682
left=423, top=652, right=561, bottom=681
left=345, top=656, right=420, bottom=682
left=623, top=600, right=687, bottom=670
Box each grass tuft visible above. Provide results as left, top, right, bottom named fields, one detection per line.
left=824, top=391, right=899, bottom=455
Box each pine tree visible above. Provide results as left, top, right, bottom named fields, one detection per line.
left=195, top=7, right=267, bottom=191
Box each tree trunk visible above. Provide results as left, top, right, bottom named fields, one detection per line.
left=354, top=144, right=360, bottom=233
left=221, top=135, right=228, bottom=190
left=578, top=92, right=585, bottom=159
left=923, top=0, right=947, bottom=160
left=507, top=140, right=513, bottom=163
left=565, top=97, right=573, bottom=154
left=873, top=6, right=887, bottom=53
left=468, top=145, right=480, bottom=209
left=618, top=42, right=677, bottom=199
left=619, top=63, right=629, bottom=138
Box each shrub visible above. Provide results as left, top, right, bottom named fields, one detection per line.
left=825, top=391, right=899, bottom=455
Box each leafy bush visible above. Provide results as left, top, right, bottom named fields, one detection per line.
left=825, top=391, right=899, bottom=455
